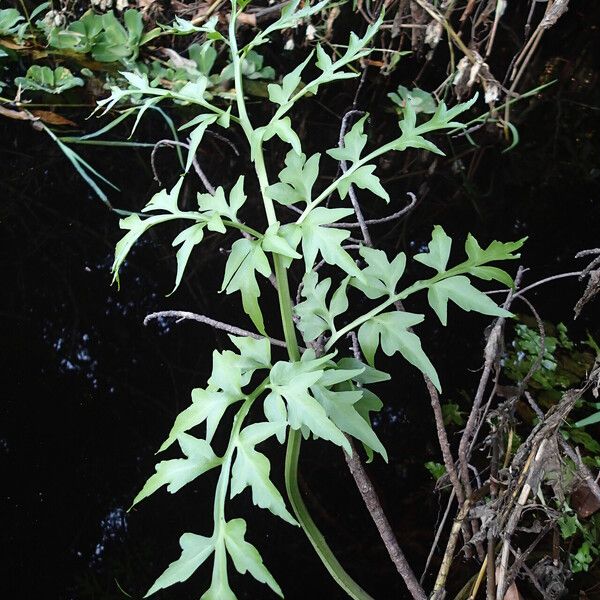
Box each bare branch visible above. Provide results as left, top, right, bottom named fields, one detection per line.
left=334, top=192, right=418, bottom=228
left=344, top=332, right=428, bottom=600
left=144, top=310, right=289, bottom=349
left=338, top=110, right=372, bottom=246
left=425, top=377, right=466, bottom=505
left=151, top=139, right=216, bottom=194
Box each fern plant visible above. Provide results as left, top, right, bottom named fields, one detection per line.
left=107, top=2, right=525, bottom=598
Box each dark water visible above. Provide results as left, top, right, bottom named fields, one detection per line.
left=2, top=6, right=600, bottom=599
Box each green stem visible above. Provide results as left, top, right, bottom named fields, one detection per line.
left=275, top=247, right=374, bottom=600
left=228, top=4, right=373, bottom=597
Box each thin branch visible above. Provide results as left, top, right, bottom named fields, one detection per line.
left=144, top=310, right=289, bottom=349
left=343, top=437, right=427, bottom=600
left=458, top=307, right=509, bottom=494
left=514, top=295, right=546, bottom=394
left=420, top=489, right=456, bottom=584
left=339, top=109, right=372, bottom=246
left=486, top=271, right=582, bottom=298
left=334, top=192, right=418, bottom=228
left=514, top=271, right=583, bottom=298
left=425, top=377, right=465, bottom=505
left=151, top=139, right=216, bottom=194
left=204, top=129, right=240, bottom=156
left=457, top=267, right=524, bottom=496
left=345, top=332, right=428, bottom=600
left=575, top=248, right=600, bottom=258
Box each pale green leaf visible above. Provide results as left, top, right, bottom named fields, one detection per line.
left=414, top=225, right=452, bottom=272
left=338, top=164, right=389, bottom=202
left=224, top=519, right=282, bottom=597
left=267, top=51, right=313, bottom=107
left=336, top=358, right=391, bottom=384
left=263, top=390, right=288, bottom=442
left=265, top=150, right=320, bottom=206
left=415, top=94, right=478, bottom=135
left=311, top=384, right=387, bottom=460
left=354, top=388, right=384, bottom=462
left=158, top=388, right=242, bottom=452
left=145, top=532, right=215, bottom=596
left=358, top=311, right=441, bottom=391
left=295, top=272, right=348, bottom=341
left=263, top=117, right=301, bottom=154
left=428, top=275, right=512, bottom=326
left=268, top=361, right=351, bottom=453
left=198, top=176, right=246, bottom=223
left=143, top=178, right=184, bottom=214
left=231, top=422, right=296, bottom=524
left=228, top=335, right=271, bottom=371
left=317, top=366, right=365, bottom=387
left=327, top=115, right=368, bottom=163
left=352, top=246, right=406, bottom=299
left=221, top=238, right=271, bottom=334
left=170, top=223, right=205, bottom=294
left=133, top=434, right=220, bottom=506
left=468, top=266, right=514, bottom=288
left=112, top=213, right=175, bottom=284
left=463, top=233, right=526, bottom=287
left=185, top=114, right=218, bottom=172
left=262, top=222, right=302, bottom=259
left=300, top=207, right=361, bottom=276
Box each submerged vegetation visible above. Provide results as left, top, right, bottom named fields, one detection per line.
left=2, top=1, right=600, bottom=599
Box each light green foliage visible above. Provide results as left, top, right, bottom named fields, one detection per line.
left=557, top=508, right=600, bottom=574
left=223, top=519, right=282, bottom=596
left=265, top=358, right=351, bottom=454
left=427, top=275, right=512, bottom=326
left=442, top=402, right=464, bottom=426
left=45, top=9, right=160, bottom=62
left=230, top=422, right=297, bottom=525
left=198, top=176, right=246, bottom=226
left=221, top=238, right=271, bottom=335
left=221, top=49, right=276, bottom=81
left=358, top=311, right=441, bottom=391
left=389, top=85, right=437, bottom=115
left=103, top=3, right=526, bottom=598
left=414, top=225, right=453, bottom=272
left=412, top=226, right=522, bottom=326
left=352, top=246, right=406, bottom=299
left=266, top=150, right=321, bottom=206
left=295, top=272, right=349, bottom=341
left=0, top=8, right=25, bottom=36
left=146, top=532, right=216, bottom=595
left=15, top=65, right=84, bottom=94
left=508, top=324, right=600, bottom=574
left=575, top=404, right=600, bottom=429
left=425, top=461, right=446, bottom=480
left=311, top=374, right=387, bottom=461
left=296, top=207, right=361, bottom=275
left=505, top=321, right=594, bottom=393
left=393, top=94, right=478, bottom=155
left=327, top=116, right=389, bottom=202
left=132, top=434, right=221, bottom=506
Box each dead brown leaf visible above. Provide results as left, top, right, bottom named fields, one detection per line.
left=30, top=110, right=77, bottom=127
left=572, top=481, right=600, bottom=519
